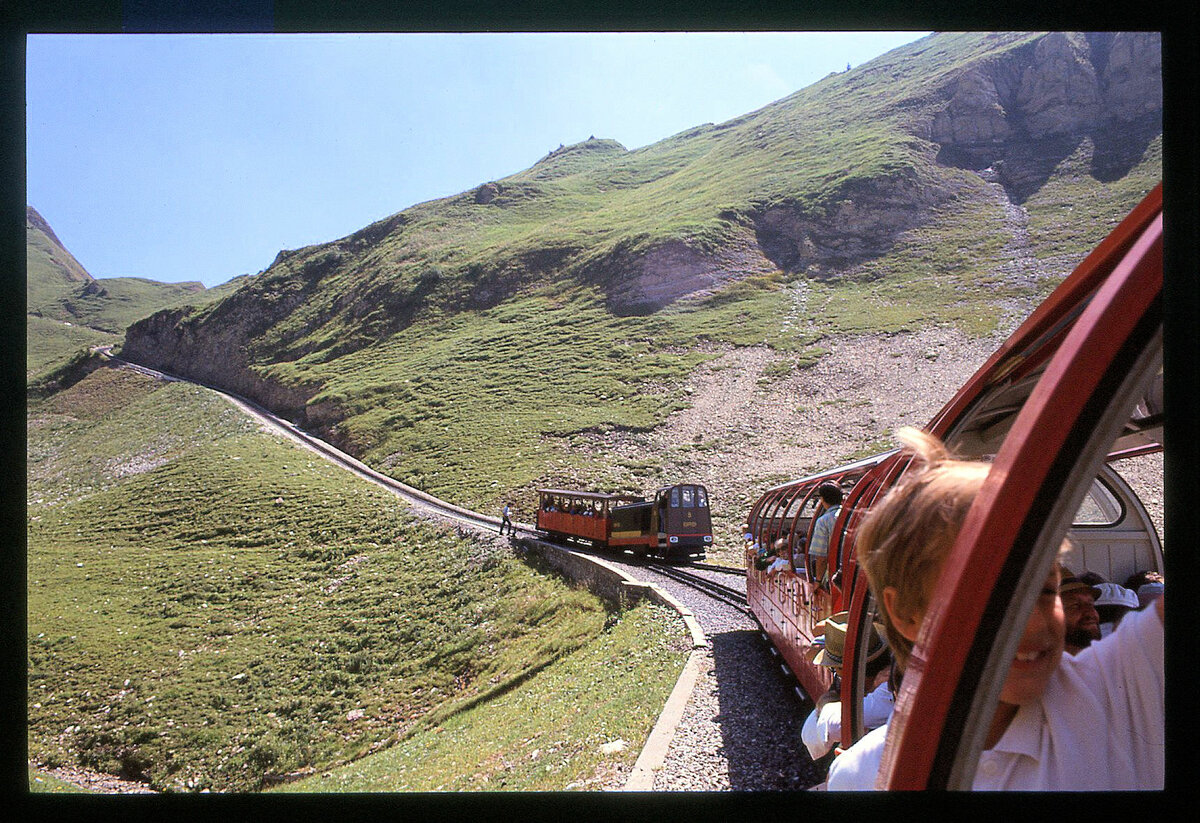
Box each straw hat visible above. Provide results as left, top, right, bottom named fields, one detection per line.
left=811, top=611, right=888, bottom=668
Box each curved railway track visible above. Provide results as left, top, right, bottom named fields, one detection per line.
left=108, top=354, right=759, bottom=618
left=103, top=352, right=532, bottom=538
left=103, top=351, right=821, bottom=791
left=645, top=562, right=751, bottom=616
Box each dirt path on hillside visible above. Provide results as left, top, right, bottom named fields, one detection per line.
left=31, top=761, right=158, bottom=794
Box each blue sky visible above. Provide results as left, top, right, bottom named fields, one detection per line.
left=26, top=32, right=928, bottom=288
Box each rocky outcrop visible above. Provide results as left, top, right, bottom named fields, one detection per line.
left=750, top=168, right=956, bottom=277
left=121, top=299, right=318, bottom=424
left=474, top=182, right=502, bottom=204
left=929, top=32, right=1161, bottom=200
left=597, top=234, right=777, bottom=315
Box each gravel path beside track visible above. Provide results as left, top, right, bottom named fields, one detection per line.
left=606, top=560, right=823, bottom=791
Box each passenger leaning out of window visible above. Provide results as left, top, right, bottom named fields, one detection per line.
left=825, top=427, right=1163, bottom=791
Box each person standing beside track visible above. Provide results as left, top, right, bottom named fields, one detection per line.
left=500, top=502, right=514, bottom=536
left=825, top=427, right=1164, bottom=791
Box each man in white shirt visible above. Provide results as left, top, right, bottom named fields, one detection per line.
left=827, top=585, right=1163, bottom=790
left=824, top=427, right=1164, bottom=791
left=1059, top=571, right=1102, bottom=654
left=801, top=610, right=894, bottom=761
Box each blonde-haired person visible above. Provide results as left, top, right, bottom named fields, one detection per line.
left=826, top=427, right=1164, bottom=790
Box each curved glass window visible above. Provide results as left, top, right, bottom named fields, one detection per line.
left=1072, top=477, right=1125, bottom=527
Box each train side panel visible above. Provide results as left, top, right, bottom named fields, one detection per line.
left=609, top=500, right=656, bottom=550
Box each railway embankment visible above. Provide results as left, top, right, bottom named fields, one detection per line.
left=512, top=536, right=714, bottom=790
left=515, top=536, right=707, bottom=649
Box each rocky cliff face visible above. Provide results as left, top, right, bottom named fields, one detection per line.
left=749, top=167, right=956, bottom=279
left=600, top=32, right=1161, bottom=309
left=121, top=291, right=320, bottom=424
left=928, top=32, right=1160, bottom=200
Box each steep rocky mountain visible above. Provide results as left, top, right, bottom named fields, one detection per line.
left=115, top=31, right=1162, bottom=520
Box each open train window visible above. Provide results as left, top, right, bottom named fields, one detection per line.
left=1071, top=476, right=1125, bottom=527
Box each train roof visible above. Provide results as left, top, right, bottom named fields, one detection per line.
left=759, top=449, right=899, bottom=496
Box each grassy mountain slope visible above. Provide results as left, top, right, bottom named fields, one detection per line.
left=26, top=366, right=688, bottom=792
left=26, top=205, right=93, bottom=306
left=26, top=207, right=255, bottom=380
left=118, top=32, right=1160, bottom=533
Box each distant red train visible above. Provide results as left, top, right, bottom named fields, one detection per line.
left=536, top=483, right=713, bottom=561
left=745, top=183, right=1164, bottom=788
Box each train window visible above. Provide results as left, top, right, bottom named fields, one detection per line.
left=1072, top=476, right=1125, bottom=527
left=696, top=487, right=709, bottom=508
left=670, top=488, right=680, bottom=507
left=681, top=487, right=695, bottom=508
left=781, top=489, right=810, bottom=520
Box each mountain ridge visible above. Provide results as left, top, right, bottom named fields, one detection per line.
left=44, top=31, right=1162, bottom=516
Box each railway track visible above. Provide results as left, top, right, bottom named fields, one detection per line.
left=107, top=352, right=757, bottom=623
left=645, top=562, right=751, bottom=616
left=103, top=350, right=820, bottom=790
left=103, top=352, right=527, bottom=537
left=690, top=561, right=745, bottom=576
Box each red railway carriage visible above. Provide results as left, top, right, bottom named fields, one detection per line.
left=536, top=489, right=642, bottom=546
left=536, top=483, right=713, bottom=560
left=746, top=451, right=897, bottom=702
left=745, top=183, right=1164, bottom=788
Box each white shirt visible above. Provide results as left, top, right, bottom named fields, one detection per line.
left=826, top=602, right=1164, bottom=790
left=766, top=556, right=790, bottom=575
left=801, top=680, right=895, bottom=760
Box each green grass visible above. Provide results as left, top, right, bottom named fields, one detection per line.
left=27, top=368, right=683, bottom=793
left=28, top=769, right=90, bottom=793
left=33, top=277, right=211, bottom=333
left=275, top=601, right=689, bottom=792
left=26, top=314, right=118, bottom=380
left=813, top=189, right=1026, bottom=337
left=1023, top=134, right=1163, bottom=266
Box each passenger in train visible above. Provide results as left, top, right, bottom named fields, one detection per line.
left=1059, top=570, right=1102, bottom=655
left=1124, top=570, right=1165, bottom=610
left=753, top=538, right=778, bottom=571
left=766, top=538, right=793, bottom=576
left=801, top=612, right=894, bottom=762
left=1092, top=582, right=1140, bottom=637
left=809, top=483, right=843, bottom=587
left=825, top=427, right=1164, bottom=791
